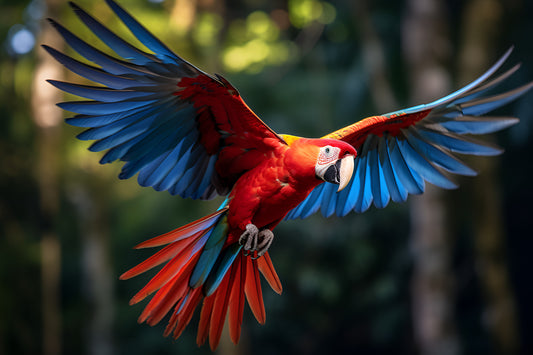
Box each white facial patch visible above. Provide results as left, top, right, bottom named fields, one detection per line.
left=315, top=145, right=341, bottom=179
left=317, top=145, right=340, bottom=165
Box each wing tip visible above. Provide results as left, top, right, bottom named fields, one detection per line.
left=46, top=79, right=58, bottom=87
left=41, top=44, right=53, bottom=53
left=68, top=1, right=81, bottom=11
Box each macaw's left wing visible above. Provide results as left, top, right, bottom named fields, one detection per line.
left=45, top=0, right=286, bottom=200
left=287, top=48, right=533, bottom=219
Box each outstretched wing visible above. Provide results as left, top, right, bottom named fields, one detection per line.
left=287, top=48, right=532, bottom=219
left=46, top=0, right=285, bottom=200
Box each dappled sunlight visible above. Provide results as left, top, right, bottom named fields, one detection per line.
left=223, top=38, right=296, bottom=74
left=288, top=0, right=336, bottom=28
left=191, top=12, right=223, bottom=47
left=32, top=49, right=64, bottom=128
left=170, top=0, right=197, bottom=33
left=222, top=11, right=296, bottom=73
left=246, top=11, right=281, bottom=41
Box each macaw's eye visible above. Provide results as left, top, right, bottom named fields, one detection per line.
left=318, top=145, right=340, bottom=165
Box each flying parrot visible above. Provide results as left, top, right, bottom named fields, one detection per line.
left=45, top=0, right=532, bottom=350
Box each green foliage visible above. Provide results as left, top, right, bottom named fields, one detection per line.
left=223, top=10, right=296, bottom=73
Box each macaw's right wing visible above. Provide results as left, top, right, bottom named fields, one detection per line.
left=45, top=0, right=286, bottom=200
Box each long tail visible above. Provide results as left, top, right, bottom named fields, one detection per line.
left=120, top=207, right=282, bottom=350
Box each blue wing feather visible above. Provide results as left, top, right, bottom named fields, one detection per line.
left=182, top=154, right=213, bottom=199
left=48, top=80, right=153, bottom=102
left=405, top=128, right=477, bottom=176
left=170, top=164, right=199, bottom=196
left=379, top=136, right=407, bottom=203
left=355, top=151, right=373, bottom=213
left=388, top=138, right=425, bottom=195
left=369, top=145, right=390, bottom=209
left=460, top=82, right=533, bottom=116
left=104, top=0, right=179, bottom=62
left=191, top=155, right=218, bottom=199
left=48, top=0, right=279, bottom=200
left=439, top=116, right=519, bottom=135
left=58, top=99, right=158, bottom=115
left=137, top=152, right=171, bottom=186
left=78, top=107, right=159, bottom=142
left=43, top=45, right=140, bottom=89
left=68, top=1, right=158, bottom=65
left=120, top=132, right=178, bottom=180
left=397, top=139, right=457, bottom=190
left=417, top=128, right=503, bottom=156
left=66, top=106, right=147, bottom=128
left=121, top=122, right=181, bottom=161
left=293, top=183, right=326, bottom=219
left=286, top=48, right=529, bottom=220
left=156, top=139, right=197, bottom=192
left=47, top=19, right=152, bottom=76
left=139, top=142, right=186, bottom=188
left=99, top=134, right=147, bottom=164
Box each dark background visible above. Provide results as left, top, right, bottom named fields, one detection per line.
left=1, top=0, right=532, bottom=354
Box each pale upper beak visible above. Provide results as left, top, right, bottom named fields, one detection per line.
left=317, top=154, right=355, bottom=192
left=337, top=155, right=354, bottom=192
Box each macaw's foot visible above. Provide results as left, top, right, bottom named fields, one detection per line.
left=239, top=224, right=274, bottom=258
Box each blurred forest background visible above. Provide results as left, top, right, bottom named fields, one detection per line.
left=1, top=0, right=533, bottom=354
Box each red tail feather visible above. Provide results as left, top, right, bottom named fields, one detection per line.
left=228, top=254, right=246, bottom=344
left=197, top=294, right=215, bottom=346
left=138, top=271, right=177, bottom=323
left=166, top=288, right=203, bottom=339
left=134, top=208, right=228, bottom=249
left=143, top=253, right=200, bottom=326
left=258, top=252, right=282, bottom=295
left=164, top=303, right=181, bottom=338
left=244, top=257, right=266, bottom=324
left=128, top=236, right=200, bottom=305
left=122, top=210, right=283, bottom=350
left=119, top=238, right=188, bottom=281
left=209, top=271, right=233, bottom=350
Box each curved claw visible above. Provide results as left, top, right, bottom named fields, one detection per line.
left=239, top=224, right=259, bottom=251
left=239, top=224, right=274, bottom=258
left=256, top=229, right=274, bottom=257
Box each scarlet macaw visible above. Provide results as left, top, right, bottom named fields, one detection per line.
left=45, top=0, right=532, bottom=350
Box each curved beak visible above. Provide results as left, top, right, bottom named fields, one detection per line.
left=320, top=154, right=355, bottom=192
left=337, top=155, right=354, bottom=192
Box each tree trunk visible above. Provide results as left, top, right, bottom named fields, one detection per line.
left=31, top=1, right=65, bottom=354
left=457, top=0, right=519, bottom=353
left=402, top=1, right=459, bottom=354
left=68, top=184, right=115, bottom=355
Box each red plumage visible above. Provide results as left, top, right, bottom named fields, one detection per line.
left=121, top=136, right=355, bottom=350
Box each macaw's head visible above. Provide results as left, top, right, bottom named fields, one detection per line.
left=313, top=139, right=356, bottom=191
left=284, top=137, right=357, bottom=192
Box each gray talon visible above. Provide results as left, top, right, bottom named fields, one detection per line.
left=239, top=224, right=259, bottom=251
left=256, top=229, right=274, bottom=257
left=239, top=224, right=274, bottom=257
